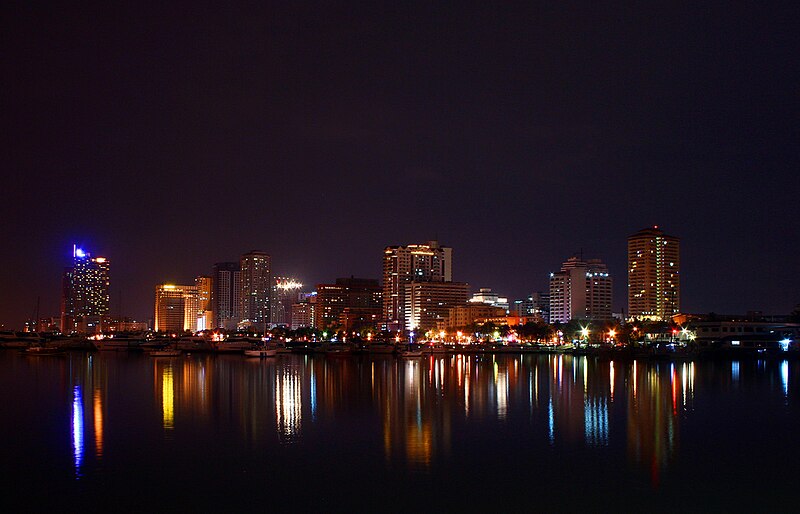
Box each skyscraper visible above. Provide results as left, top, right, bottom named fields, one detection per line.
left=382, top=240, right=452, bottom=331
left=154, top=283, right=199, bottom=332
left=271, top=277, right=302, bottom=327
left=627, top=226, right=680, bottom=321
left=211, top=262, right=241, bottom=330
left=315, top=277, right=382, bottom=330
left=60, top=245, right=110, bottom=333
left=195, top=275, right=212, bottom=331
left=404, top=281, right=469, bottom=333
left=240, top=250, right=272, bottom=330
left=549, top=257, right=612, bottom=323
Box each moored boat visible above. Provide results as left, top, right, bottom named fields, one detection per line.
left=24, top=345, right=65, bottom=356
left=93, top=338, right=134, bottom=351
left=175, top=336, right=214, bottom=352
left=213, top=339, right=255, bottom=353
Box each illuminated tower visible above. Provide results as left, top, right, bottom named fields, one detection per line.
left=154, top=284, right=199, bottom=333
left=195, top=275, right=212, bottom=331
left=240, top=250, right=272, bottom=331
left=627, top=226, right=680, bottom=321
left=60, top=245, right=110, bottom=333
left=271, top=277, right=303, bottom=326
left=382, top=240, right=452, bottom=332
left=549, top=257, right=612, bottom=323
left=211, top=262, right=241, bottom=330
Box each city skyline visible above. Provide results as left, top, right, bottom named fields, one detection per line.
left=0, top=225, right=797, bottom=330
left=2, top=4, right=799, bottom=328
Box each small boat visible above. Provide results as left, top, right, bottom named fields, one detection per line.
left=175, top=336, right=214, bottom=352
left=24, top=345, right=64, bottom=356
left=93, top=338, right=134, bottom=351
left=421, top=344, right=449, bottom=354
left=244, top=348, right=277, bottom=358
left=149, top=349, right=182, bottom=357
left=399, top=349, right=423, bottom=357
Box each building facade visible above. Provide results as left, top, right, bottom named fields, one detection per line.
left=382, top=240, right=453, bottom=331
left=549, top=257, right=612, bottom=323
left=154, top=284, right=200, bottom=333
left=239, top=251, right=272, bottom=330
left=195, top=275, right=212, bottom=331
left=60, top=245, right=110, bottom=333
left=448, top=303, right=507, bottom=329
left=403, top=281, right=469, bottom=333
left=512, top=292, right=550, bottom=323
left=468, top=288, right=509, bottom=312
left=211, top=262, right=241, bottom=330
left=291, top=293, right=316, bottom=330
left=627, top=226, right=680, bottom=321
left=315, top=277, right=382, bottom=330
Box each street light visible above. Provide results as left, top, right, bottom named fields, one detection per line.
left=580, top=327, right=589, bottom=345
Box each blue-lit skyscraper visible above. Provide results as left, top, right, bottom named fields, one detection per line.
left=60, top=245, right=110, bottom=333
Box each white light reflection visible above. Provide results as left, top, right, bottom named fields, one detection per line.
left=464, top=369, right=470, bottom=417
left=682, top=362, right=688, bottom=407
left=276, top=368, right=302, bottom=442
left=72, top=385, right=84, bottom=476
left=781, top=360, right=789, bottom=398
left=583, top=357, right=588, bottom=394
left=548, top=396, right=554, bottom=445
left=496, top=368, right=507, bottom=421
left=609, top=361, right=615, bottom=401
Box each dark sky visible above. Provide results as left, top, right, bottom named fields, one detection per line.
left=2, top=2, right=799, bottom=328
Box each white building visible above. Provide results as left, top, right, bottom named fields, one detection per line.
left=549, top=257, right=612, bottom=323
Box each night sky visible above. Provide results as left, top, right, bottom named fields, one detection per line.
left=2, top=2, right=799, bottom=328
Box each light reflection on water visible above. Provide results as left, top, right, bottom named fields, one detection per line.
left=4, top=350, right=799, bottom=510
left=71, top=385, right=83, bottom=476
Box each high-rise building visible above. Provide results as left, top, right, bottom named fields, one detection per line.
left=60, top=245, right=110, bottom=333
left=239, top=251, right=272, bottom=330
left=404, top=281, right=469, bottom=333
left=211, top=262, right=241, bottom=330
left=315, top=277, right=382, bottom=330
left=382, top=240, right=452, bottom=331
left=195, top=275, right=212, bottom=331
left=154, top=284, right=199, bottom=333
left=271, top=277, right=303, bottom=327
left=291, top=293, right=316, bottom=330
left=628, top=226, right=680, bottom=321
left=549, top=257, right=612, bottom=323
left=512, top=292, right=550, bottom=323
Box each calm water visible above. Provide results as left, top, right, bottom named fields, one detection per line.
left=0, top=350, right=797, bottom=512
